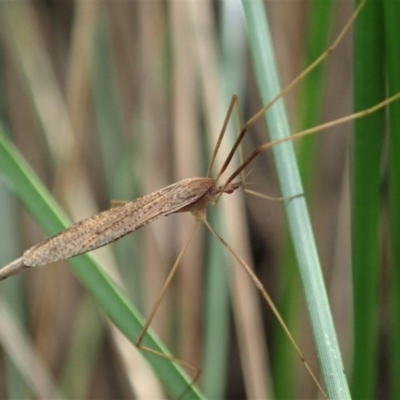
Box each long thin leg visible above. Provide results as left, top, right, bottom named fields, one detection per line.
left=135, top=221, right=201, bottom=376
left=223, top=91, right=400, bottom=190
left=200, top=216, right=328, bottom=400
left=215, top=0, right=366, bottom=185
left=233, top=92, right=290, bottom=202
left=212, top=96, right=292, bottom=203
left=206, top=94, right=238, bottom=178
left=243, top=189, right=286, bottom=202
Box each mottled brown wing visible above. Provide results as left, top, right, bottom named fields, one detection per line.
left=23, top=178, right=214, bottom=266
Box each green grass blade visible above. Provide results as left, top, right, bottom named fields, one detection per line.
left=351, top=1, right=385, bottom=398
left=275, top=2, right=333, bottom=397
left=241, top=0, right=351, bottom=398
left=384, top=0, right=400, bottom=398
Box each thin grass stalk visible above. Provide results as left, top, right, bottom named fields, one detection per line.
left=275, top=2, right=333, bottom=397
left=241, top=0, right=351, bottom=398
left=384, top=0, right=400, bottom=397
left=351, top=0, right=385, bottom=398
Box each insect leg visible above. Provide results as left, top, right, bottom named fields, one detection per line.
left=200, top=216, right=328, bottom=399
left=206, top=94, right=238, bottom=178
left=135, top=221, right=201, bottom=379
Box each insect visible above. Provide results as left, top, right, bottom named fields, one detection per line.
left=0, top=178, right=242, bottom=273
left=0, top=0, right=398, bottom=399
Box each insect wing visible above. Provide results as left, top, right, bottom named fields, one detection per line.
left=22, top=180, right=208, bottom=266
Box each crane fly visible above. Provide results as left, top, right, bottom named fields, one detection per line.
left=1, top=0, right=399, bottom=398
left=7, top=179, right=241, bottom=269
